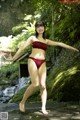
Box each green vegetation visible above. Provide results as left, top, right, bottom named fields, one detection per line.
left=0, top=64, right=19, bottom=89
left=12, top=86, right=40, bottom=103
left=47, top=48, right=80, bottom=102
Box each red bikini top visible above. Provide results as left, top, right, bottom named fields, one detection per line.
left=32, top=41, right=48, bottom=51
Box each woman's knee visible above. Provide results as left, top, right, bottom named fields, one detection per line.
left=39, top=83, right=46, bottom=90
left=31, top=83, right=39, bottom=87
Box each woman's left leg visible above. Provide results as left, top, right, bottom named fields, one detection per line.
left=38, top=62, right=48, bottom=114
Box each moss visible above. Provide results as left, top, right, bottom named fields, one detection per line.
left=60, top=71, right=80, bottom=101
left=12, top=87, right=27, bottom=103
left=47, top=41, right=80, bottom=102
left=11, top=85, right=40, bottom=103
left=47, top=51, right=80, bottom=101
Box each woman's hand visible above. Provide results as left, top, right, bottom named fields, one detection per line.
left=4, top=56, right=15, bottom=62
left=0, top=50, right=16, bottom=62
left=73, top=48, right=79, bottom=52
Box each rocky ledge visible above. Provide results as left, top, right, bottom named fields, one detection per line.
left=0, top=101, right=80, bottom=120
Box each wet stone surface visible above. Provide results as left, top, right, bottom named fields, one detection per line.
left=0, top=101, right=80, bottom=120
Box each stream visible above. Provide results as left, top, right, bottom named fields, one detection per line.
left=0, top=77, right=30, bottom=103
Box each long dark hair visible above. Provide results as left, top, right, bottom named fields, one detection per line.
left=35, top=21, right=46, bottom=39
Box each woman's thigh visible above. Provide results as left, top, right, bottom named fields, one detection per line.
left=38, top=62, right=47, bottom=87
left=28, top=59, right=39, bottom=86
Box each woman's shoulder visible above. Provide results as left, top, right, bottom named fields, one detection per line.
left=28, top=35, right=36, bottom=41
left=28, top=35, right=34, bottom=39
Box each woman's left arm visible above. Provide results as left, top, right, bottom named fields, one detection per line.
left=47, top=39, right=79, bottom=52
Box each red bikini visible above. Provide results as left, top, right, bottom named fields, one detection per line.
left=29, top=41, right=48, bottom=69
left=32, top=41, right=48, bottom=51
left=29, top=57, right=46, bottom=69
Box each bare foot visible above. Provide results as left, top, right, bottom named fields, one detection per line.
left=42, top=108, right=48, bottom=115
left=19, top=102, right=25, bottom=112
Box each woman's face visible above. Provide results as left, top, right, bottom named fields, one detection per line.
left=36, top=26, right=45, bottom=34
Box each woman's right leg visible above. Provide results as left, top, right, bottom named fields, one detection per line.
left=19, top=84, right=36, bottom=112
left=19, top=59, right=39, bottom=112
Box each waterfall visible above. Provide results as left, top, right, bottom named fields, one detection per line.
left=0, top=77, right=30, bottom=103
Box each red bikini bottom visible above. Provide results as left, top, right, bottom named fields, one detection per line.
left=29, top=57, right=46, bottom=69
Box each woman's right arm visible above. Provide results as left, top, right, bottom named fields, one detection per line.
left=10, top=36, right=33, bottom=61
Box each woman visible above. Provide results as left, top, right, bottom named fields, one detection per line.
left=4, top=21, right=79, bottom=114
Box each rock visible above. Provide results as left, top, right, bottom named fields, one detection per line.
left=0, top=101, right=80, bottom=120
